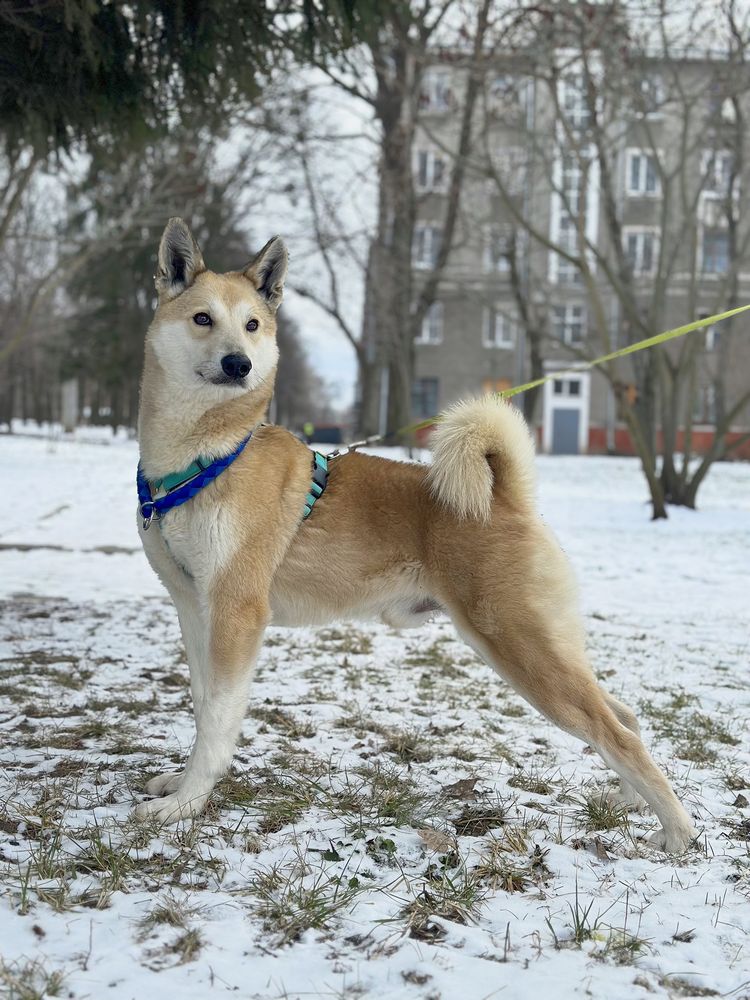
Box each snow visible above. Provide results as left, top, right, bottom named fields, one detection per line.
left=0, top=431, right=749, bottom=1000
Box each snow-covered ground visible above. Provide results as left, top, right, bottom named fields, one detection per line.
left=0, top=431, right=749, bottom=1000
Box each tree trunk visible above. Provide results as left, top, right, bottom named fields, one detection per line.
left=620, top=397, right=668, bottom=519
left=357, top=356, right=381, bottom=437
left=522, top=328, right=545, bottom=424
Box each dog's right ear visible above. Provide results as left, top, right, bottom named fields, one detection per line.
left=155, top=218, right=205, bottom=299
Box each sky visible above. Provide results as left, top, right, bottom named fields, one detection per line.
left=219, top=70, right=378, bottom=412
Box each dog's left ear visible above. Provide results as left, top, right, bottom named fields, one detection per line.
left=244, top=236, right=287, bottom=311
left=155, top=218, right=205, bottom=299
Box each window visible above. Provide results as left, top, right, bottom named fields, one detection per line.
left=488, top=75, right=530, bottom=120
left=416, top=301, right=443, bottom=345
left=553, top=377, right=582, bottom=397
left=561, top=154, right=583, bottom=215
left=412, top=378, right=439, bottom=418
left=413, top=224, right=442, bottom=269
left=637, top=73, right=665, bottom=118
left=693, top=383, right=717, bottom=424
left=708, top=81, right=736, bottom=123
left=415, top=149, right=447, bottom=192
left=700, top=313, right=721, bottom=352
left=482, top=306, right=515, bottom=349
left=624, top=229, right=658, bottom=276
left=561, top=73, right=591, bottom=130
left=555, top=215, right=582, bottom=285
left=702, top=231, right=729, bottom=274
left=419, top=69, right=452, bottom=112
left=557, top=214, right=579, bottom=255
left=701, top=150, right=734, bottom=197
left=484, top=225, right=512, bottom=272
left=552, top=304, right=586, bottom=346
left=626, top=150, right=660, bottom=196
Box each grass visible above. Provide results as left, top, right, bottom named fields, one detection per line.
left=0, top=591, right=744, bottom=994
left=137, top=897, right=200, bottom=938
left=641, top=691, right=740, bottom=765
left=248, top=705, right=316, bottom=739
left=508, top=764, right=556, bottom=795
left=317, top=628, right=373, bottom=656
left=0, top=959, right=67, bottom=1000
left=546, top=887, right=602, bottom=948
left=168, top=928, right=203, bottom=964
left=381, top=727, right=434, bottom=763
left=576, top=794, right=630, bottom=834
left=336, top=761, right=432, bottom=829
left=596, top=928, right=651, bottom=965
left=247, top=858, right=364, bottom=945
left=453, top=799, right=509, bottom=836
left=471, top=833, right=553, bottom=893
left=402, top=863, right=486, bottom=940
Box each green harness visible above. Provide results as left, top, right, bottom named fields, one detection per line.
left=141, top=448, right=330, bottom=524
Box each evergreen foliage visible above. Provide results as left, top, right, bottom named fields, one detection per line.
left=0, top=0, right=395, bottom=153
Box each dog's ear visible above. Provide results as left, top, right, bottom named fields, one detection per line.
left=155, top=218, right=205, bottom=299
left=244, top=236, right=287, bottom=311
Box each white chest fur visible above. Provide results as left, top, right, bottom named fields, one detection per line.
left=148, top=498, right=240, bottom=588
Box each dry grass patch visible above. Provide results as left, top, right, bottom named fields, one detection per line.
left=247, top=858, right=363, bottom=945
left=248, top=704, right=316, bottom=739
left=0, top=958, right=67, bottom=1000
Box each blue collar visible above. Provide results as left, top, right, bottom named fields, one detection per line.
left=137, top=432, right=253, bottom=530
left=136, top=437, right=330, bottom=531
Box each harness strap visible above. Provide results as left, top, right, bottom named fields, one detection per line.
left=303, top=451, right=329, bottom=519
left=137, top=432, right=253, bottom=530
left=137, top=439, right=330, bottom=531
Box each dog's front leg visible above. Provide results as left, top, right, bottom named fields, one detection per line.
left=135, top=594, right=269, bottom=824
left=143, top=582, right=210, bottom=798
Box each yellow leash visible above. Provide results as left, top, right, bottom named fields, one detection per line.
left=391, top=303, right=750, bottom=439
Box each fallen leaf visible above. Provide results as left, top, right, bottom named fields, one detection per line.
left=590, top=837, right=614, bottom=862
left=442, top=777, right=478, bottom=800
left=418, top=828, right=456, bottom=853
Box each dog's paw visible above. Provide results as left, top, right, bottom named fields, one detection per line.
left=134, top=789, right=209, bottom=824
left=145, top=771, right=184, bottom=796
left=606, top=786, right=647, bottom=813
left=645, top=824, right=698, bottom=854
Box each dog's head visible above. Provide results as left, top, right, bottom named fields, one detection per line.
left=148, top=217, right=285, bottom=399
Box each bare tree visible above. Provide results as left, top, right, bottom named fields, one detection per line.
left=289, top=0, right=502, bottom=436
left=476, top=0, right=750, bottom=517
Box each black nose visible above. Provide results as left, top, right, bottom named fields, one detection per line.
left=220, top=353, right=252, bottom=380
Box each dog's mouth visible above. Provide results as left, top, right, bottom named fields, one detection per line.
left=196, top=370, right=247, bottom=389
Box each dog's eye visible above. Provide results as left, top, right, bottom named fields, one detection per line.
left=193, top=312, right=212, bottom=326
left=246, top=319, right=259, bottom=333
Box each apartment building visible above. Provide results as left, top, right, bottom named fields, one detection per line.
left=406, top=50, right=750, bottom=456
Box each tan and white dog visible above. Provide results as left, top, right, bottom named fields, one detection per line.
left=136, top=217, right=696, bottom=852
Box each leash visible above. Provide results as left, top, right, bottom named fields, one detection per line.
left=360, top=303, right=750, bottom=445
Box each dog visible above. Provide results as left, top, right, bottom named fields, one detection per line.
left=135, top=217, right=696, bottom=853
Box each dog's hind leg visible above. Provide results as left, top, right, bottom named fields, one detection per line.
left=601, top=692, right=647, bottom=811
left=136, top=591, right=269, bottom=824
left=450, top=604, right=696, bottom=853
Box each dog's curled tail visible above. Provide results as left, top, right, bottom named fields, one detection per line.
left=426, top=397, right=536, bottom=521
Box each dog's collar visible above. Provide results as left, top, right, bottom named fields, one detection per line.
left=136, top=438, right=330, bottom=531
left=137, top=432, right=253, bottom=530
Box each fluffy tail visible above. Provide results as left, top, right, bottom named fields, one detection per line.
left=426, top=397, right=536, bottom=521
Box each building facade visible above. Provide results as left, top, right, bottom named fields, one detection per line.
left=404, top=49, right=750, bottom=456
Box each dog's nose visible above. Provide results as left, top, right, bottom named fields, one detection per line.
left=220, top=353, right=252, bottom=380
